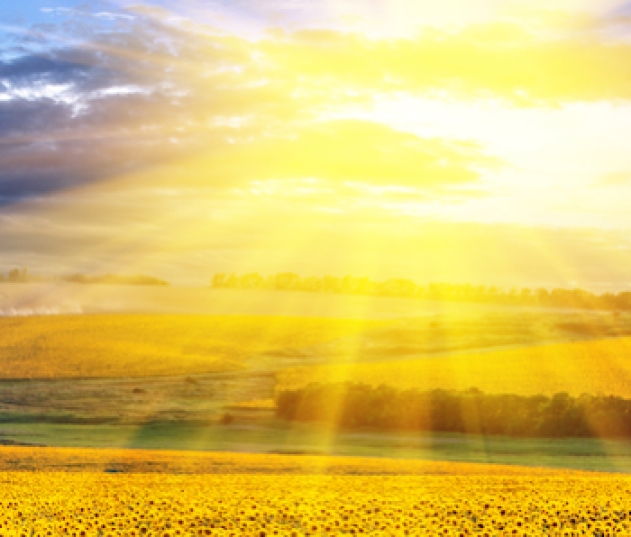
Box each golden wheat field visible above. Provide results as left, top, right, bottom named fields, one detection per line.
left=0, top=315, right=379, bottom=379
left=0, top=447, right=628, bottom=536
left=277, top=337, right=631, bottom=398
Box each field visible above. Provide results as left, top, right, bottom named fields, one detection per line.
left=1, top=309, right=631, bottom=536
left=0, top=447, right=630, bottom=536
left=277, top=336, right=631, bottom=398
left=9, top=417, right=631, bottom=472
left=270, top=310, right=631, bottom=361
left=0, top=445, right=591, bottom=474
left=0, top=311, right=628, bottom=429
left=0, top=315, right=630, bottom=473
left=1, top=309, right=629, bottom=381
left=0, top=314, right=378, bottom=379
left=0, top=309, right=630, bottom=474
left=0, top=307, right=630, bottom=482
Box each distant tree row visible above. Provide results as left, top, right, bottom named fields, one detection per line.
left=211, top=272, right=631, bottom=311
left=61, top=274, right=169, bottom=286
left=276, top=382, right=631, bottom=438
left=0, top=268, right=169, bottom=286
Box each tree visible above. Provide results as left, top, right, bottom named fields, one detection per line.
left=7, top=268, right=20, bottom=282
left=211, top=273, right=226, bottom=288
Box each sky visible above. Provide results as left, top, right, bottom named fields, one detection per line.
left=2, top=0, right=631, bottom=290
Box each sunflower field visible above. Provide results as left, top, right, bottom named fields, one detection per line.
left=0, top=447, right=630, bottom=536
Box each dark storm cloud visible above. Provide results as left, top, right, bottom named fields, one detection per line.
left=0, top=98, right=73, bottom=139
left=0, top=53, right=91, bottom=85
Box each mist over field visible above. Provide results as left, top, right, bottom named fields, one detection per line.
left=0, top=283, right=559, bottom=319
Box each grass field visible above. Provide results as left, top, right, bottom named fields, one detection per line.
left=0, top=445, right=593, bottom=474
left=0, top=447, right=630, bottom=535
left=6, top=416, right=631, bottom=473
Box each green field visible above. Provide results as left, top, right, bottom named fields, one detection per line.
left=3, top=413, right=631, bottom=473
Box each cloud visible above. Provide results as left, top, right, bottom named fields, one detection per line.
left=0, top=10, right=507, bottom=201
left=258, top=23, right=631, bottom=105
left=0, top=54, right=91, bottom=87
left=173, top=119, right=497, bottom=187
left=2, top=6, right=631, bottom=209
left=94, top=12, right=136, bottom=21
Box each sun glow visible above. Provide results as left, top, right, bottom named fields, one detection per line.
left=2, top=0, right=631, bottom=286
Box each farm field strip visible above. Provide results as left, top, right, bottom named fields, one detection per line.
left=0, top=446, right=591, bottom=475
left=277, top=337, right=631, bottom=398
left=1, top=312, right=629, bottom=384
left=0, top=315, right=379, bottom=379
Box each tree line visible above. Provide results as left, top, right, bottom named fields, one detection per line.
left=211, top=272, right=631, bottom=311
left=276, top=382, right=631, bottom=438
left=0, top=268, right=169, bottom=286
